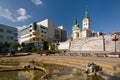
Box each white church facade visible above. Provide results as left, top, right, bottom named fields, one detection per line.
left=72, top=8, right=100, bottom=39
left=58, top=8, right=120, bottom=52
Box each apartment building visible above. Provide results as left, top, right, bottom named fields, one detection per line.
left=21, top=22, right=47, bottom=44
left=0, top=24, right=18, bottom=43
left=37, top=19, right=67, bottom=42
left=58, top=26, right=67, bottom=42
left=21, top=19, right=67, bottom=44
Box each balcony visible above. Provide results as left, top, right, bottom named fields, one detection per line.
left=32, top=30, right=39, bottom=35
left=29, top=38, right=43, bottom=43
left=31, top=35, right=40, bottom=38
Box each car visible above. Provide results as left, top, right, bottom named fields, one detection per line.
left=108, top=52, right=120, bottom=58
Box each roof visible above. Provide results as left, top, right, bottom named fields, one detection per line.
left=113, top=32, right=120, bottom=35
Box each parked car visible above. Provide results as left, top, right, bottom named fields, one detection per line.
left=108, top=52, right=120, bottom=58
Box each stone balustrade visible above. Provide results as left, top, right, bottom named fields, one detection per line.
left=70, top=35, right=120, bottom=52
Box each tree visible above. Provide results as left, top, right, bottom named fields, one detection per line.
left=0, top=41, right=4, bottom=48
left=21, top=43, right=26, bottom=47
left=11, top=42, right=21, bottom=48
left=49, top=42, right=55, bottom=50
left=4, top=42, right=10, bottom=47
left=0, top=41, right=4, bottom=52
left=43, top=41, right=49, bottom=50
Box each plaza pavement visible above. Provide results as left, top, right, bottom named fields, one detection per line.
left=0, top=53, right=120, bottom=80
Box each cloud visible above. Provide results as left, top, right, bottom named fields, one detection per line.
left=0, top=7, right=16, bottom=22
left=31, top=0, right=42, bottom=5
left=17, top=8, right=26, bottom=16
left=0, top=6, right=30, bottom=22
left=17, top=8, right=31, bottom=22
left=16, top=25, right=27, bottom=31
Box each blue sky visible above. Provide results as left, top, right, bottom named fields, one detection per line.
left=0, top=0, right=120, bottom=38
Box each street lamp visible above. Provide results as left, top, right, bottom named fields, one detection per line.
left=102, top=34, right=105, bottom=51
left=100, top=32, right=106, bottom=51
left=112, top=34, right=119, bottom=52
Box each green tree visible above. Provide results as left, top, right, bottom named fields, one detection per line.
left=4, top=42, right=10, bottom=47
left=0, top=41, right=4, bottom=52
left=43, top=41, right=49, bottom=50
left=11, top=42, right=21, bottom=48
left=49, top=42, right=55, bottom=50
left=21, top=43, right=26, bottom=47
left=0, top=41, right=4, bottom=48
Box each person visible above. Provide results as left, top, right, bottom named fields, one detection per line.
left=39, top=51, right=42, bottom=56
left=9, top=48, right=15, bottom=56
left=12, top=49, right=15, bottom=55
left=37, top=50, right=42, bottom=56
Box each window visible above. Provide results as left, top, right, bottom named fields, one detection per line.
left=41, top=30, right=43, bottom=33
left=7, top=36, right=13, bottom=40
left=33, top=38, right=35, bottom=41
left=44, top=31, right=46, bottom=34
left=40, top=26, right=45, bottom=29
left=0, top=29, right=4, bottom=32
left=7, top=36, right=10, bottom=39
left=30, top=34, right=32, bottom=37
left=0, top=35, right=4, bottom=39
left=11, top=37, right=13, bottom=40
left=41, top=35, right=43, bottom=37
left=7, top=30, right=12, bottom=33
left=30, top=29, right=32, bottom=32
left=30, top=25, right=32, bottom=27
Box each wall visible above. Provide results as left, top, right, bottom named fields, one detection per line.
left=58, top=40, right=70, bottom=50
left=69, top=35, right=120, bottom=51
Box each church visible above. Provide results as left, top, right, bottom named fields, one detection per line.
left=72, top=8, right=100, bottom=39
left=58, top=8, right=120, bottom=52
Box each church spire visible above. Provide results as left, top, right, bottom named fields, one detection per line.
left=72, top=17, right=80, bottom=31
left=85, top=7, right=89, bottom=18
left=73, top=17, right=78, bottom=25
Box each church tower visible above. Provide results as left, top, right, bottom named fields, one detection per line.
left=72, top=17, right=81, bottom=39
left=82, top=8, right=91, bottom=38
left=82, top=8, right=90, bottom=30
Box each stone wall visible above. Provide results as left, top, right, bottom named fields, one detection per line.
left=58, top=40, right=70, bottom=50
left=70, top=35, right=120, bottom=51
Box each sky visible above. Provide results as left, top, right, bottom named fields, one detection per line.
left=0, top=0, right=120, bottom=38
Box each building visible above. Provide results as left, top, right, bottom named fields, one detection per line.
left=21, top=22, right=47, bottom=45
left=37, top=19, right=67, bottom=42
left=58, top=8, right=120, bottom=52
left=0, top=24, right=18, bottom=43
left=20, top=19, right=67, bottom=45
left=72, top=8, right=99, bottom=39
left=58, top=26, right=67, bottom=42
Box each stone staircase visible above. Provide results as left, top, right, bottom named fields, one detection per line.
left=70, top=35, right=120, bottom=51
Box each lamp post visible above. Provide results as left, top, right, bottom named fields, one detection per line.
left=112, top=34, right=119, bottom=52
left=102, top=34, right=105, bottom=51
